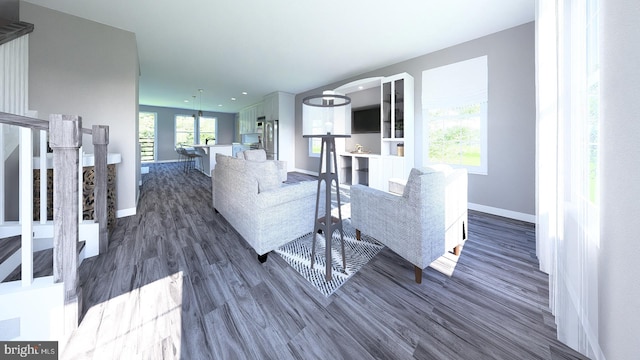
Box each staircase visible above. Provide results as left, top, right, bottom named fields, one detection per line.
left=0, top=111, right=110, bottom=347
left=0, top=18, right=110, bottom=348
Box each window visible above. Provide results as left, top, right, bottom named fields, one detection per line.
left=198, top=116, right=217, bottom=144
left=175, top=115, right=195, bottom=145
left=139, top=112, right=156, bottom=162
left=422, top=56, right=488, bottom=174
left=309, top=138, right=321, bottom=157
left=426, top=103, right=486, bottom=169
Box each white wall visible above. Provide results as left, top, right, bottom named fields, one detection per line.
left=21, top=2, right=139, bottom=217
left=599, top=2, right=640, bottom=359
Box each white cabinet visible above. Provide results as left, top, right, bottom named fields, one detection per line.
left=336, top=72, right=414, bottom=192
left=340, top=154, right=374, bottom=187
left=255, top=102, right=265, bottom=118
left=381, top=73, right=414, bottom=174
left=262, top=92, right=294, bottom=165
left=367, top=156, right=383, bottom=190
left=379, top=73, right=414, bottom=188
left=339, top=154, right=405, bottom=191
left=238, top=103, right=261, bottom=134
left=263, top=92, right=278, bottom=121
left=237, top=91, right=295, bottom=165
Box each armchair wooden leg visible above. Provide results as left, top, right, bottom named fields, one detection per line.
left=414, top=266, right=422, bottom=284
left=453, top=245, right=462, bottom=256
left=258, top=253, right=268, bottom=263
left=355, top=229, right=361, bottom=241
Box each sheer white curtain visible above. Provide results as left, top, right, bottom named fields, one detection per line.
left=535, top=1, right=602, bottom=358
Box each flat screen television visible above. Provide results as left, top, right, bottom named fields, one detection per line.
left=352, top=105, right=381, bottom=133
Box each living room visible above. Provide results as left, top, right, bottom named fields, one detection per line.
left=4, top=1, right=639, bottom=359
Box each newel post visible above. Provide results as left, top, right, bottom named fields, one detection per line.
left=92, top=125, right=109, bottom=254
left=49, top=114, right=82, bottom=334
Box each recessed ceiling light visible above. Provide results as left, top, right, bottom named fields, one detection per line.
left=184, top=99, right=190, bottom=103
left=218, top=104, right=223, bottom=107
left=242, top=91, right=248, bottom=95
left=231, top=97, right=236, bottom=101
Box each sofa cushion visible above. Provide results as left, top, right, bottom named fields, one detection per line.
left=226, top=155, right=247, bottom=173
left=216, top=152, right=229, bottom=165
left=246, top=160, right=281, bottom=192
left=243, top=149, right=267, bottom=161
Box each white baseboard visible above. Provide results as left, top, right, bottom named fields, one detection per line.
left=468, top=203, right=535, bottom=223
left=116, top=207, right=136, bottom=218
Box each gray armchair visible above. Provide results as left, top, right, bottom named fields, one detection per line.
left=350, top=165, right=468, bottom=283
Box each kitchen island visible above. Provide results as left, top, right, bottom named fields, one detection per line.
left=192, top=144, right=232, bottom=176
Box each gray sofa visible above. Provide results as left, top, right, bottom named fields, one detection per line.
left=351, top=165, right=468, bottom=283
left=212, top=153, right=324, bottom=262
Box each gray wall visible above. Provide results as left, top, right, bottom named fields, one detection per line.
left=21, top=2, right=140, bottom=216
left=139, top=104, right=237, bottom=162
left=0, top=0, right=19, bottom=22
left=295, top=22, right=536, bottom=217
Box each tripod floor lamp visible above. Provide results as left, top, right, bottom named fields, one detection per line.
left=302, top=91, right=351, bottom=281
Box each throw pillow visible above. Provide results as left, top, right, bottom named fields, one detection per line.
left=246, top=160, right=281, bottom=192
left=226, top=155, right=247, bottom=173
left=243, top=149, right=267, bottom=161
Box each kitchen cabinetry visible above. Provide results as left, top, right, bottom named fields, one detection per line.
left=263, top=92, right=278, bottom=121
left=238, top=103, right=260, bottom=134
left=236, top=91, right=294, bottom=165
left=261, top=92, right=294, bottom=165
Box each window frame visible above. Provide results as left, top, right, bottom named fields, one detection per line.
left=198, top=116, right=217, bottom=145
left=174, top=114, right=196, bottom=146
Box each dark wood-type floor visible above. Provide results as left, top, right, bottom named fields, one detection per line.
left=61, top=162, right=587, bottom=359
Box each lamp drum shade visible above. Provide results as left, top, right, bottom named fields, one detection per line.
left=302, top=91, right=351, bottom=136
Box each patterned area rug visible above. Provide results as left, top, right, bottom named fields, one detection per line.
left=276, top=218, right=384, bottom=297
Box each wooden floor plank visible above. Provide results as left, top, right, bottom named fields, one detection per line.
left=60, top=162, right=588, bottom=360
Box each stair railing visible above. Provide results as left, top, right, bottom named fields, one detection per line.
left=0, top=111, right=109, bottom=337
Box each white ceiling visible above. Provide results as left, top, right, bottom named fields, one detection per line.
left=23, top=0, right=534, bottom=113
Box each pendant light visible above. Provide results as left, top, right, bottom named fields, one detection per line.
left=198, top=89, right=204, bottom=117
left=192, top=95, right=197, bottom=118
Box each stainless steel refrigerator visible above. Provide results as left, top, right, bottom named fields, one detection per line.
left=259, top=118, right=279, bottom=160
